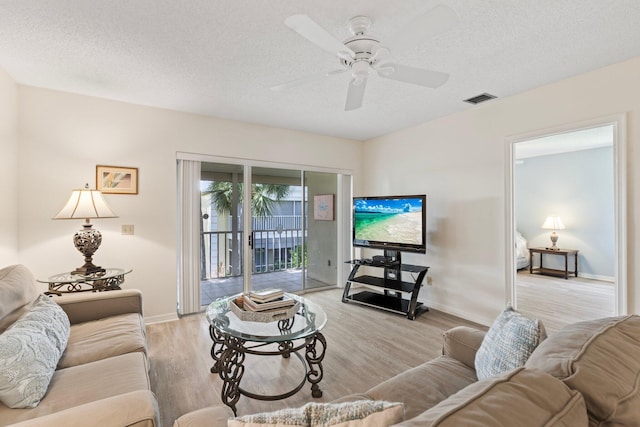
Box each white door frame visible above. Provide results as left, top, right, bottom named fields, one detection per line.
left=504, top=113, right=627, bottom=315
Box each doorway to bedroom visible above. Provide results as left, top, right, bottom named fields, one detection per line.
left=506, top=116, right=626, bottom=332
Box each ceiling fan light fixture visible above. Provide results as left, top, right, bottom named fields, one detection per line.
left=280, top=7, right=457, bottom=111
left=352, top=60, right=370, bottom=80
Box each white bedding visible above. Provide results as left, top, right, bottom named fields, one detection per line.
left=516, top=231, right=530, bottom=270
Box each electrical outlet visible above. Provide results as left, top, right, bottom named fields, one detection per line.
left=427, top=276, right=433, bottom=285
left=121, top=224, right=134, bottom=235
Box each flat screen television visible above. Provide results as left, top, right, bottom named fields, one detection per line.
left=353, top=194, right=426, bottom=253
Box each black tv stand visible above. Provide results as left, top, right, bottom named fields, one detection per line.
left=342, top=250, right=429, bottom=320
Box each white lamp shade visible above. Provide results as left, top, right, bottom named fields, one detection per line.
left=53, top=187, right=118, bottom=219
left=541, top=215, right=565, bottom=230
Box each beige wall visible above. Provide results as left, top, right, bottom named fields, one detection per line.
left=365, top=56, right=639, bottom=325
left=16, top=86, right=362, bottom=320
left=0, top=67, right=18, bottom=264
left=7, top=56, right=639, bottom=325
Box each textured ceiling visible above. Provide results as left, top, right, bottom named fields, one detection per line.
left=1, top=0, right=639, bottom=141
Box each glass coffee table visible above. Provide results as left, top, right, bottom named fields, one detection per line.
left=206, top=293, right=327, bottom=415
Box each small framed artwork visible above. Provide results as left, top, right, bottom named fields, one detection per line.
left=314, top=194, right=334, bottom=221
left=96, top=165, right=138, bottom=194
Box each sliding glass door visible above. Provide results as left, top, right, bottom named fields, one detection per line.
left=192, top=158, right=348, bottom=308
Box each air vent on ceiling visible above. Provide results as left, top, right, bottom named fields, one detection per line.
left=463, top=93, right=497, bottom=105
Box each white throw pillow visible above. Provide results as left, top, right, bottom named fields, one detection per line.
left=0, top=295, right=70, bottom=408
left=474, top=306, right=546, bottom=380
left=228, top=400, right=405, bottom=427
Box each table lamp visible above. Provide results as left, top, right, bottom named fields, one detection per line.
left=541, top=215, right=565, bottom=251
left=53, top=184, right=118, bottom=275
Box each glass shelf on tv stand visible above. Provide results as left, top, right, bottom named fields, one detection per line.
left=342, top=259, right=429, bottom=320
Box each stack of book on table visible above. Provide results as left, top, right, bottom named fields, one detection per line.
left=242, top=289, right=295, bottom=312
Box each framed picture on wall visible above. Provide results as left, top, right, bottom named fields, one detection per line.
left=96, top=165, right=138, bottom=194
left=314, top=194, right=334, bottom=221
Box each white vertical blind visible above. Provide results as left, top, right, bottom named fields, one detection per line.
left=177, top=159, right=201, bottom=315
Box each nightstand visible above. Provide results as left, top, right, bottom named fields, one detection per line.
left=528, top=247, right=578, bottom=279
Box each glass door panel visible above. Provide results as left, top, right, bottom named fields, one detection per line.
left=250, top=167, right=305, bottom=293
left=304, top=171, right=339, bottom=290
left=198, top=161, right=344, bottom=307
left=200, top=162, right=244, bottom=305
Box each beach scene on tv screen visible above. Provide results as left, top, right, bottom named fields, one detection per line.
left=354, top=198, right=422, bottom=245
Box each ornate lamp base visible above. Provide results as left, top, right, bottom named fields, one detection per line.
left=71, top=265, right=106, bottom=276
left=72, top=221, right=106, bottom=276
left=548, top=231, right=560, bottom=251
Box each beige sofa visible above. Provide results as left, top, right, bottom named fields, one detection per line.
left=174, top=314, right=640, bottom=426
left=0, top=264, right=159, bottom=427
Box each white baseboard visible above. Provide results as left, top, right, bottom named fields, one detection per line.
left=578, top=272, right=614, bottom=282
left=424, top=300, right=492, bottom=327
left=145, top=312, right=179, bottom=324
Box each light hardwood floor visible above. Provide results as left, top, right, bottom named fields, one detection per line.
left=147, top=288, right=485, bottom=427
left=516, top=270, right=615, bottom=333
left=148, top=276, right=615, bottom=426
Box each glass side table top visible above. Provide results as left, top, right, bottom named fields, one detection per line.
left=206, top=293, right=327, bottom=343
left=37, top=268, right=132, bottom=295
left=38, top=268, right=132, bottom=284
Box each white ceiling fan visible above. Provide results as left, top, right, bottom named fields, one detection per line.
left=272, top=5, right=458, bottom=111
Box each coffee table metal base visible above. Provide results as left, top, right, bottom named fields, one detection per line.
left=209, top=325, right=326, bottom=415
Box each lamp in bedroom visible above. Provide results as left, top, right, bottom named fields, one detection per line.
left=53, top=184, right=118, bottom=275
left=541, top=215, right=565, bottom=251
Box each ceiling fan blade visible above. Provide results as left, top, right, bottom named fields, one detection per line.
left=377, top=63, right=449, bottom=88
left=271, top=69, right=347, bottom=91
left=285, top=15, right=355, bottom=59
left=386, top=4, right=458, bottom=47
left=344, top=78, right=367, bottom=111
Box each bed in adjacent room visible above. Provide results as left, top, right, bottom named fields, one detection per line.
left=516, top=231, right=530, bottom=270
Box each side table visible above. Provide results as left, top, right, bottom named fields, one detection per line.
left=38, top=268, right=132, bottom=295
left=528, top=247, right=578, bottom=279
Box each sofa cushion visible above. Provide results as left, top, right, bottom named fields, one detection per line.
left=51, top=289, right=144, bottom=325
left=396, top=367, right=588, bottom=426
left=173, top=405, right=234, bottom=427
left=0, top=295, right=70, bottom=408
left=441, top=326, right=487, bottom=370
left=525, top=315, right=640, bottom=426
left=0, top=264, right=40, bottom=333
left=228, top=400, right=404, bottom=427
left=58, top=312, right=147, bottom=368
left=475, top=306, right=546, bottom=380
left=5, top=390, right=159, bottom=427
left=365, top=355, right=477, bottom=420
left=0, top=351, right=151, bottom=425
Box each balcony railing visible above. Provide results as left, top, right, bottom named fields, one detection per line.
left=252, top=215, right=303, bottom=231
left=201, top=227, right=306, bottom=279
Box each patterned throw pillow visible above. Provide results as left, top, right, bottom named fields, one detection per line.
left=474, top=306, right=546, bottom=380
left=228, top=400, right=405, bottom=427
left=0, top=294, right=70, bottom=408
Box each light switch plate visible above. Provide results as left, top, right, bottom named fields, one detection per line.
left=121, top=224, right=134, bottom=235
